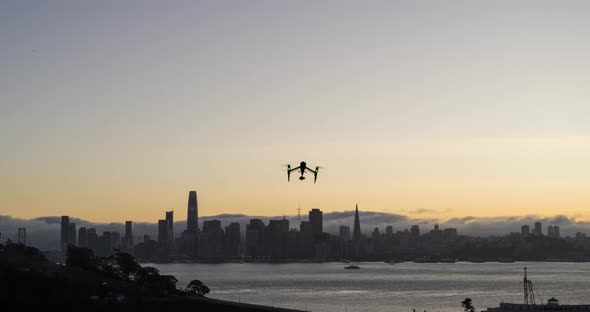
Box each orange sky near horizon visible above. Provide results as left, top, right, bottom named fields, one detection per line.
left=3, top=136, right=589, bottom=223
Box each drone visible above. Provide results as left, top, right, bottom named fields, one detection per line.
left=287, top=161, right=320, bottom=183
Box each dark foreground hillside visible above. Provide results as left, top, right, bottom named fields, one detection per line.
left=0, top=242, right=302, bottom=312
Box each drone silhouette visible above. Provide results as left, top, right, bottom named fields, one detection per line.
left=287, top=161, right=320, bottom=183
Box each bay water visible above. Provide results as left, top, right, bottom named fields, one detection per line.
left=150, top=262, right=590, bottom=312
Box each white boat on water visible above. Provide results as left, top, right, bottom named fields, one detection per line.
left=482, top=268, right=590, bottom=312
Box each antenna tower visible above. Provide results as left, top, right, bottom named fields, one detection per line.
left=297, top=203, right=301, bottom=221
left=524, top=267, right=536, bottom=305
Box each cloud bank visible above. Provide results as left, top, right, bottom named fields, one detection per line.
left=2, top=212, right=589, bottom=251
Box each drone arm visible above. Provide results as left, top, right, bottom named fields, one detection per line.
left=305, top=167, right=319, bottom=183
left=288, top=166, right=301, bottom=182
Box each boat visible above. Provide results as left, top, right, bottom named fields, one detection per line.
left=497, top=258, right=516, bottom=263
left=385, top=259, right=404, bottom=264
left=482, top=268, right=590, bottom=312
left=439, top=258, right=457, bottom=263
left=344, top=265, right=360, bottom=270
left=468, top=258, right=486, bottom=263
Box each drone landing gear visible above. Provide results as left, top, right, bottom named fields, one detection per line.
left=299, top=176, right=305, bottom=180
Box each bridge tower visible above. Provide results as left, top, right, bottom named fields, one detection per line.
left=18, top=228, right=26, bottom=245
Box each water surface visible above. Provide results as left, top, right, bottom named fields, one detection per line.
left=150, top=262, right=590, bottom=312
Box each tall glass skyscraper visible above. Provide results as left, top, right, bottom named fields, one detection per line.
left=60, top=216, right=69, bottom=252
left=187, top=191, right=198, bottom=233
left=166, top=210, right=174, bottom=245
left=125, top=221, right=133, bottom=246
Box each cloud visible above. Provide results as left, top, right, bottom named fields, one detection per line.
left=407, top=208, right=437, bottom=214
left=405, top=208, right=454, bottom=215
left=2, top=212, right=590, bottom=251
left=446, top=216, right=477, bottom=224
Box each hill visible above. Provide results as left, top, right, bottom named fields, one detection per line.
left=0, top=241, right=302, bottom=311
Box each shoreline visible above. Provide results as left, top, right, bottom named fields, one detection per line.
left=138, top=259, right=590, bottom=265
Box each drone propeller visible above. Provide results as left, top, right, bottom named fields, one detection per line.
left=281, top=164, right=295, bottom=174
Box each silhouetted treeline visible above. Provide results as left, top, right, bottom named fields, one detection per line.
left=0, top=241, right=301, bottom=311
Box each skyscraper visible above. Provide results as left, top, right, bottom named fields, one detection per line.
left=111, top=231, right=121, bottom=249
left=68, top=223, right=77, bottom=246
left=99, top=231, right=112, bottom=256
left=548, top=225, right=561, bottom=238
left=300, top=221, right=311, bottom=232
left=372, top=227, right=380, bottom=240
left=352, top=204, right=361, bottom=243
left=187, top=191, right=198, bottom=233
left=201, top=219, right=225, bottom=258
left=386, top=226, right=393, bottom=237
left=298, top=220, right=314, bottom=257
left=246, top=219, right=265, bottom=257
left=553, top=225, right=561, bottom=238
left=534, top=222, right=543, bottom=236
left=225, top=222, right=241, bottom=257
left=60, top=216, right=69, bottom=251
left=521, top=224, right=530, bottom=236
left=339, top=226, right=350, bottom=241
left=158, top=219, right=169, bottom=244
left=166, top=210, right=174, bottom=245
left=125, top=221, right=133, bottom=247
left=87, top=228, right=98, bottom=252
left=267, top=219, right=289, bottom=258
left=410, top=225, right=420, bottom=238
left=309, top=208, right=323, bottom=235
left=279, top=218, right=289, bottom=233
left=78, top=227, right=87, bottom=248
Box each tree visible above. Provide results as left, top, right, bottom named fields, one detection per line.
left=133, top=266, right=180, bottom=295
left=66, top=245, right=98, bottom=270
left=185, top=279, right=210, bottom=297
left=115, top=251, right=141, bottom=280
left=135, top=266, right=161, bottom=285
left=462, top=298, right=475, bottom=312
left=157, top=275, right=179, bottom=292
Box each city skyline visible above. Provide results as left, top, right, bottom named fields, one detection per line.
left=2, top=207, right=589, bottom=252
left=42, top=191, right=569, bottom=261
left=2, top=1, right=590, bottom=222
left=35, top=192, right=582, bottom=265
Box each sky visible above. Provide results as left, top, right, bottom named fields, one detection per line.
left=1, top=1, right=590, bottom=223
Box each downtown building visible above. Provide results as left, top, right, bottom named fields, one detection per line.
left=179, top=191, right=199, bottom=257
left=60, top=216, right=77, bottom=252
